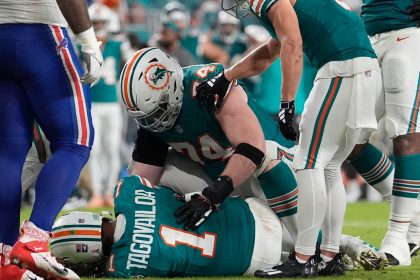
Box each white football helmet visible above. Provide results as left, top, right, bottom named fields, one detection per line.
left=120, top=47, right=184, bottom=132
left=50, top=211, right=103, bottom=265
left=88, top=3, right=114, bottom=37
left=217, top=11, right=241, bottom=44
left=161, top=1, right=190, bottom=24
left=221, top=0, right=250, bottom=19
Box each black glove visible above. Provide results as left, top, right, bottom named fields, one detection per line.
left=174, top=176, right=234, bottom=230
left=174, top=193, right=216, bottom=230
left=196, top=72, right=235, bottom=110
left=278, top=100, right=297, bottom=141
left=408, top=1, right=420, bottom=27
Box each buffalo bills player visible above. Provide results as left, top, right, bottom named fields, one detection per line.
left=0, top=0, right=103, bottom=279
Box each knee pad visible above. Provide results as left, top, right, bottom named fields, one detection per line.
left=382, top=57, right=408, bottom=93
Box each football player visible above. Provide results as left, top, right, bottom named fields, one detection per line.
left=0, top=0, right=103, bottom=279
left=200, top=11, right=247, bottom=65
left=197, top=0, right=381, bottom=277
left=49, top=175, right=387, bottom=278
left=360, top=0, right=420, bottom=266
left=85, top=3, right=124, bottom=208
left=120, top=48, right=300, bottom=244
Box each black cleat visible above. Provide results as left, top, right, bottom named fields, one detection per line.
left=318, top=252, right=345, bottom=276
left=385, top=253, right=399, bottom=266
left=409, top=243, right=420, bottom=257
left=254, top=254, right=320, bottom=278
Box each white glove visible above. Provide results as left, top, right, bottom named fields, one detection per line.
left=76, top=27, right=103, bottom=86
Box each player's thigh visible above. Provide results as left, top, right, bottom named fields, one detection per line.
left=294, top=77, right=351, bottom=170
left=329, top=69, right=382, bottom=167
left=21, top=25, right=94, bottom=148
left=0, top=77, right=33, bottom=140
left=159, top=150, right=213, bottom=193
left=381, top=28, right=420, bottom=138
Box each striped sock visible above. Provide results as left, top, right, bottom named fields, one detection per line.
left=350, top=143, right=394, bottom=201
left=259, top=161, right=298, bottom=240
left=387, top=154, right=420, bottom=239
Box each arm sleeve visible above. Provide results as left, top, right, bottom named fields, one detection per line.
left=132, top=128, right=169, bottom=167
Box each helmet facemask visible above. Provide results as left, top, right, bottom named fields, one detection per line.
left=221, top=0, right=250, bottom=19
left=130, top=83, right=182, bottom=133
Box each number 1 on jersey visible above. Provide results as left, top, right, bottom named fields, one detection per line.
left=159, top=225, right=217, bottom=258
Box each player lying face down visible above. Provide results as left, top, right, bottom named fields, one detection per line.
left=50, top=176, right=387, bottom=278
left=50, top=175, right=285, bottom=277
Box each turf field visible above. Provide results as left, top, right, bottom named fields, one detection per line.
left=21, top=202, right=420, bottom=280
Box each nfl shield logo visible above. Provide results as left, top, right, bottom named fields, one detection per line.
left=76, top=244, right=88, bottom=253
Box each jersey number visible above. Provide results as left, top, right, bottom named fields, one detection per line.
left=102, top=57, right=117, bottom=85
left=195, top=65, right=216, bottom=79
left=169, top=134, right=233, bottom=165
left=159, top=225, right=217, bottom=258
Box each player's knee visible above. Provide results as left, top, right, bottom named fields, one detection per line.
left=51, top=142, right=91, bottom=162
left=382, top=57, right=408, bottom=93
left=347, top=143, right=369, bottom=161
left=393, top=133, right=420, bottom=156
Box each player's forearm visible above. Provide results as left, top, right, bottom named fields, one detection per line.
left=279, top=37, right=303, bottom=101
left=225, top=42, right=276, bottom=81
left=56, top=0, right=92, bottom=34
left=201, top=42, right=230, bottom=65
left=221, top=155, right=257, bottom=188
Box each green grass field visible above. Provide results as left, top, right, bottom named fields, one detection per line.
left=21, top=202, right=420, bottom=280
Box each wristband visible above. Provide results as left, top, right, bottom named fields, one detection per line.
left=280, top=100, right=295, bottom=110
left=76, top=26, right=98, bottom=47
left=202, top=176, right=234, bottom=205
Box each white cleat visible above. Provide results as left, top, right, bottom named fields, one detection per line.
left=381, top=236, right=411, bottom=266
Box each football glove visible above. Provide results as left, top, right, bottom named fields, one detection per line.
left=174, top=176, right=234, bottom=230
left=174, top=193, right=216, bottom=231
left=408, top=0, right=420, bottom=27
left=76, top=27, right=103, bottom=86
left=196, top=71, right=236, bottom=110
left=278, top=100, right=297, bottom=141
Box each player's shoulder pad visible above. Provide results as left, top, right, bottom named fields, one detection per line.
left=114, top=175, right=157, bottom=199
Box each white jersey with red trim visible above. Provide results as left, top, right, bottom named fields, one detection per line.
left=0, top=0, right=66, bottom=27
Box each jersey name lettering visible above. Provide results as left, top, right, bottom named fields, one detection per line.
left=126, top=189, right=156, bottom=270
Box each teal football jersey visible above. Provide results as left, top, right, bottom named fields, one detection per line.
left=106, top=176, right=255, bottom=277
left=251, top=0, right=376, bottom=69
left=362, top=0, right=416, bottom=36
left=90, top=40, right=122, bottom=103
left=180, top=33, right=203, bottom=64
left=151, top=63, right=294, bottom=179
